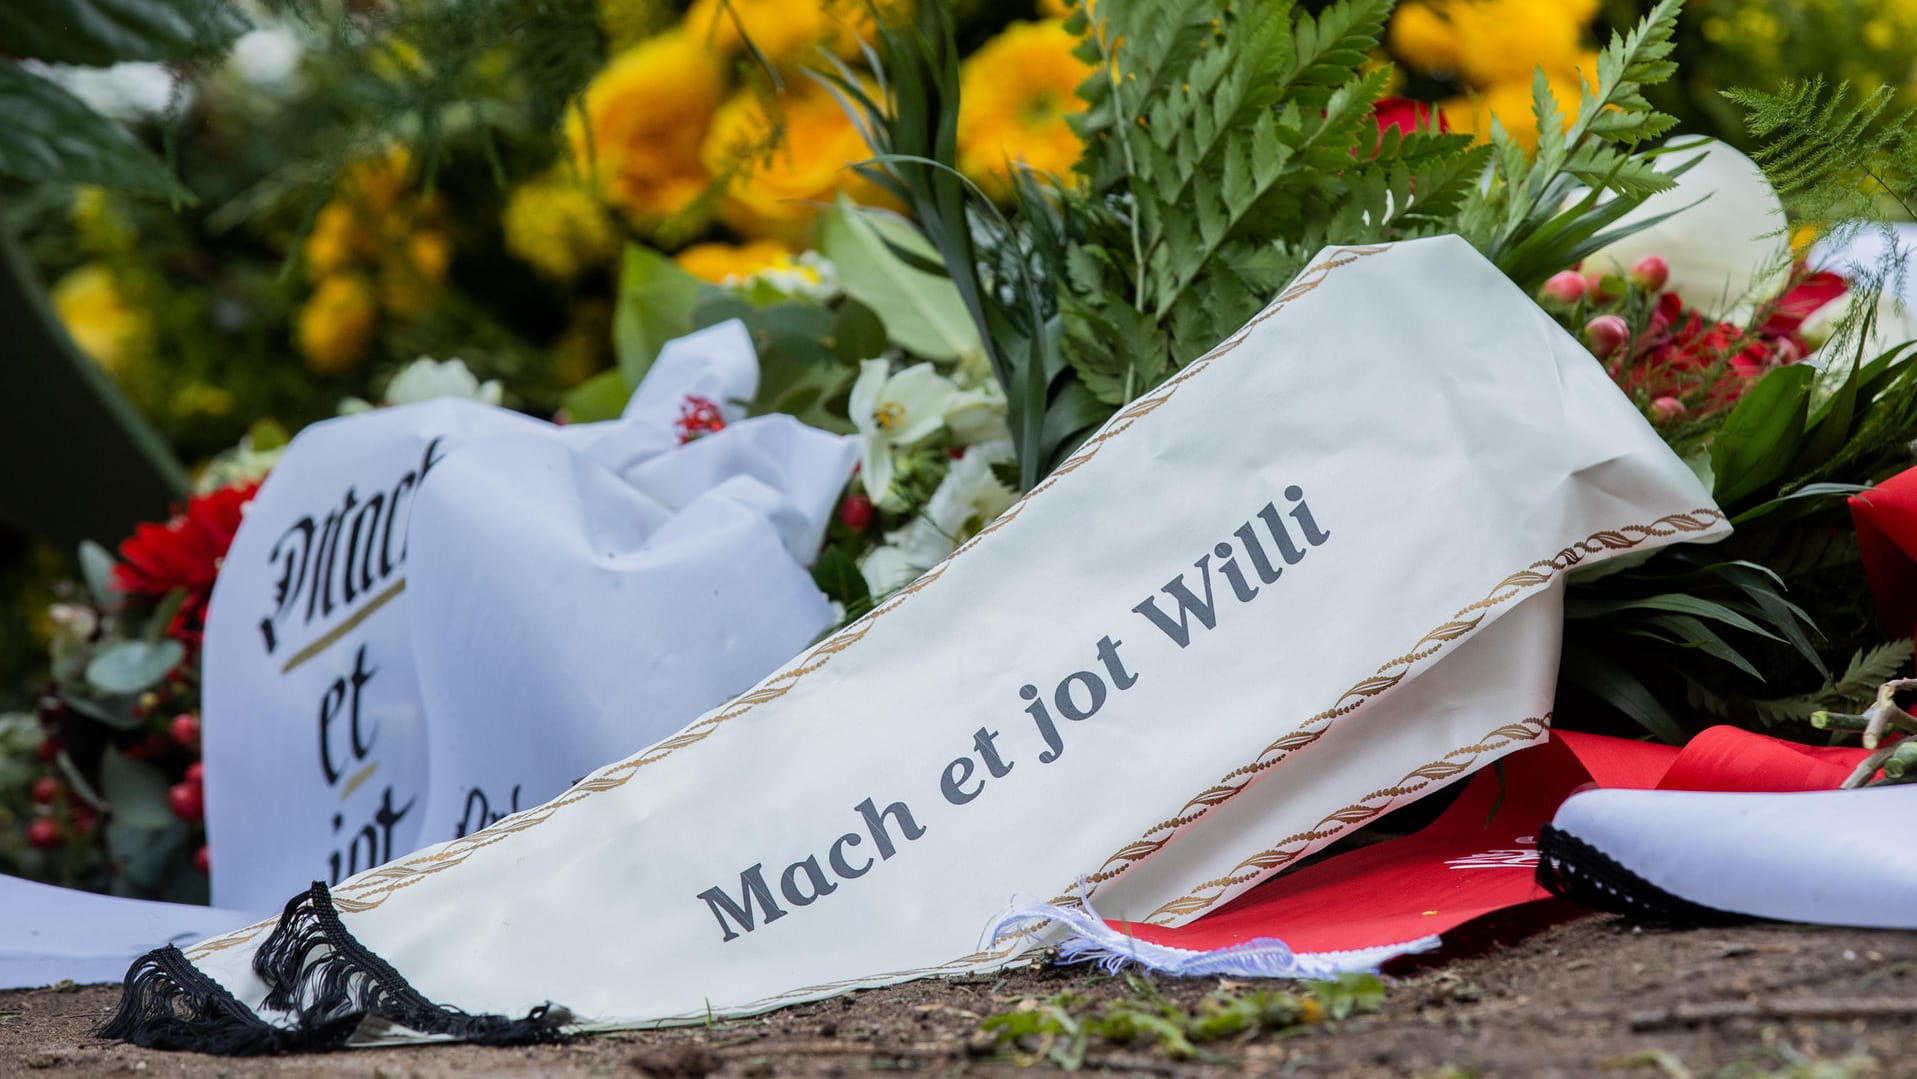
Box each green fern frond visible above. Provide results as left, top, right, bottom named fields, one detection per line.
left=1747, top=639, right=1914, bottom=727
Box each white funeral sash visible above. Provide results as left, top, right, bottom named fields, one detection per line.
left=122, top=236, right=1729, bottom=1048
left=200, top=322, right=856, bottom=913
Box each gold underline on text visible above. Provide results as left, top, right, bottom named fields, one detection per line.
left=280, top=578, right=407, bottom=676
left=341, top=762, right=379, bottom=802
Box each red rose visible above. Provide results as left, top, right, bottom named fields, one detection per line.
left=115, top=480, right=262, bottom=644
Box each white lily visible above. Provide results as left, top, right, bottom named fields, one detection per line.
left=1585, top=138, right=1790, bottom=324
left=850, top=360, right=970, bottom=507
left=859, top=442, right=1017, bottom=596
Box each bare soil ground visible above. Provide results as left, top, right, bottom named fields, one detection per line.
left=5, top=906, right=1916, bottom=1078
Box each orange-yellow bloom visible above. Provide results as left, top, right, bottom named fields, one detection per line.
left=674, top=240, right=794, bottom=284
left=297, top=274, right=378, bottom=376
left=569, top=31, right=726, bottom=228
left=956, top=19, right=1093, bottom=198
left=702, top=79, right=888, bottom=242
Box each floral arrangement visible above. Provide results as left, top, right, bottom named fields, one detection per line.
left=6, top=0, right=1917, bottom=898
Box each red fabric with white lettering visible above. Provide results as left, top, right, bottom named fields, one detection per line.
left=1110, top=727, right=1866, bottom=955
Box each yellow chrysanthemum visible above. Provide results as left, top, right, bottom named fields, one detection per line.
left=1391, top=0, right=1590, bottom=87
left=702, top=80, right=888, bottom=242
left=51, top=263, right=148, bottom=374
left=1388, top=2, right=1461, bottom=74
left=674, top=240, right=795, bottom=284
left=503, top=174, right=620, bottom=281
left=1440, top=56, right=1592, bottom=151
left=683, top=0, right=906, bottom=66
left=956, top=19, right=1093, bottom=199
left=569, top=31, right=726, bottom=229
left=297, top=274, right=379, bottom=376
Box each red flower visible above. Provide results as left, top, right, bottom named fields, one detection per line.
left=1363, top=97, right=1447, bottom=159
left=115, top=480, right=261, bottom=643
left=1760, top=270, right=1847, bottom=339
left=674, top=395, right=727, bottom=444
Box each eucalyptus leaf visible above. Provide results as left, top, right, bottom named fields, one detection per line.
left=559, top=368, right=632, bottom=425
left=100, top=750, right=175, bottom=830
left=832, top=300, right=890, bottom=364
left=613, top=244, right=707, bottom=387
left=820, top=196, right=982, bottom=362
left=0, top=0, right=247, bottom=66
left=65, top=692, right=143, bottom=730
left=77, top=539, right=120, bottom=607
left=85, top=637, right=184, bottom=695
left=0, top=62, right=185, bottom=198
left=143, top=587, right=189, bottom=644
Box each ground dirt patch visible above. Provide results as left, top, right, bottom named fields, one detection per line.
left=5, top=909, right=1916, bottom=1078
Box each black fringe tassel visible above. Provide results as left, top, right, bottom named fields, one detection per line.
left=1535, top=824, right=1746, bottom=926
left=100, top=881, right=569, bottom=1055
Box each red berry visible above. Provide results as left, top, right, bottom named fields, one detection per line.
left=193, top=845, right=210, bottom=875
left=1583, top=315, right=1632, bottom=361
left=170, top=713, right=200, bottom=747
left=1649, top=396, right=1688, bottom=424
left=185, top=762, right=205, bottom=785
left=70, top=805, right=99, bottom=837
left=1541, top=271, right=1587, bottom=305
left=839, top=493, right=875, bottom=532
left=26, top=818, right=62, bottom=850
left=31, top=776, right=60, bottom=805
left=1629, top=254, right=1670, bottom=292
left=35, top=737, right=60, bottom=764
left=168, top=782, right=204, bottom=822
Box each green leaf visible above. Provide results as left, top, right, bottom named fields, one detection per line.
left=811, top=545, right=871, bottom=614
left=64, top=692, right=142, bottom=730
left=1708, top=363, right=1816, bottom=509
left=0, top=0, right=247, bottom=66
left=143, top=587, right=188, bottom=645
left=1561, top=648, right=1689, bottom=744
left=831, top=299, right=889, bottom=364
left=819, top=196, right=982, bottom=362
left=85, top=637, right=183, bottom=695
left=77, top=539, right=121, bottom=608
left=0, top=61, right=185, bottom=198
left=99, top=750, right=173, bottom=829
left=613, top=244, right=708, bottom=387
left=559, top=368, right=632, bottom=425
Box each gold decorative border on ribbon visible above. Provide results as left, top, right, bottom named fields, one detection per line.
left=1044, top=509, right=1725, bottom=928
left=310, top=244, right=1398, bottom=914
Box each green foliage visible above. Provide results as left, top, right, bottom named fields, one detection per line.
left=1724, top=639, right=1913, bottom=729
left=0, top=0, right=245, bottom=67
left=980, top=972, right=1384, bottom=1069
left=0, top=63, right=188, bottom=203
left=842, top=0, right=1688, bottom=488
left=1455, top=0, right=1684, bottom=293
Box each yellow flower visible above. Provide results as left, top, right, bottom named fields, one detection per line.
left=702, top=79, right=888, bottom=242
left=71, top=186, right=136, bottom=253
left=1389, top=2, right=1461, bottom=75
left=297, top=274, right=379, bottom=376
left=1440, top=58, right=1590, bottom=151
left=683, top=0, right=906, bottom=67
left=51, top=263, right=148, bottom=374
left=673, top=240, right=795, bottom=284
left=303, top=200, right=368, bottom=281
left=1391, top=1, right=1589, bottom=87
left=406, top=229, right=452, bottom=282
left=569, top=31, right=726, bottom=229
left=956, top=19, right=1093, bottom=199
left=503, top=174, right=619, bottom=281
left=341, top=145, right=414, bottom=217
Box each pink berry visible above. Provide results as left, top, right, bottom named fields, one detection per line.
left=170, top=713, right=200, bottom=746
left=1583, top=315, right=1632, bottom=360
left=839, top=493, right=875, bottom=532
left=1630, top=254, right=1670, bottom=292
left=193, top=845, right=210, bottom=875
left=185, top=762, right=204, bottom=785
left=70, top=805, right=99, bottom=837
left=168, top=782, right=204, bottom=822
left=31, top=776, right=60, bottom=805
left=1650, top=396, right=1688, bottom=423
left=1541, top=271, right=1587, bottom=304
left=26, top=818, right=62, bottom=850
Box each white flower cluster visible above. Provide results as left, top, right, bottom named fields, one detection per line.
left=850, top=355, right=1016, bottom=597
